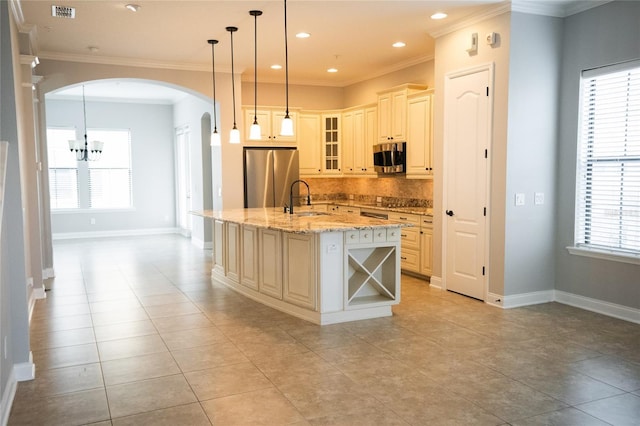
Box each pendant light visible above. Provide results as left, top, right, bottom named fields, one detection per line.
left=280, top=0, right=293, bottom=136
left=208, top=39, right=221, bottom=146
left=68, top=85, right=104, bottom=161
left=226, top=26, right=241, bottom=144
left=248, top=10, right=263, bottom=141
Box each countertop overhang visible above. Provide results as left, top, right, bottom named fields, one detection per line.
left=191, top=208, right=411, bottom=234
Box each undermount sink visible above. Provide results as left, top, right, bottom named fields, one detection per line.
left=295, top=211, right=330, bottom=217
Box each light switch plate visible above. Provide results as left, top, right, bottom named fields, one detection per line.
left=534, top=192, right=544, bottom=205
left=515, top=193, right=525, bottom=206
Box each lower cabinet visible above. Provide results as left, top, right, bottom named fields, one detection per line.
left=420, top=227, right=432, bottom=277
left=240, top=225, right=259, bottom=290
left=283, top=233, right=317, bottom=310
left=226, top=222, right=240, bottom=283
left=259, top=228, right=283, bottom=299
left=213, top=219, right=225, bottom=274
left=389, top=212, right=421, bottom=273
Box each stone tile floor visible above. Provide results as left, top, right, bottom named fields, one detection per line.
left=8, top=234, right=640, bottom=425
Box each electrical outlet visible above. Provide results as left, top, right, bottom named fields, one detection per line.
left=326, top=243, right=338, bottom=253
left=534, top=192, right=545, bottom=205
left=515, top=193, right=525, bottom=206
left=90, top=218, right=96, bottom=225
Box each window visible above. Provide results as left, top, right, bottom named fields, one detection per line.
left=574, top=60, right=640, bottom=260
left=47, top=128, right=132, bottom=210
left=47, top=128, right=79, bottom=209
left=88, top=129, right=132, bottom=209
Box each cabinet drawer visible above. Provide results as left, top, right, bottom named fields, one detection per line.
left=345, top=230, right=360, bottom=244
left=386, top=228, right=401, bottom=242
left=359, top=230, right=373, bottom=243
left=373, top=228, right=387, bottom=243
left=421, top=216, right=433, bottom=229
left=388, top=212, right=420, bottom=225
left=400, top=227, right=420, bottom=250
left=400, top=247, right=420, bottom=272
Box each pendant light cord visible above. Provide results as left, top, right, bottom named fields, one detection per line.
left=253, top=12, right=258, bottom=124
left=229, top=28, right=238, bottom=129
left=284, top=0, right=289, bottom=118
left=209, top=40, right=218, bottom=133
left=82, top=85, right=88, bottom=144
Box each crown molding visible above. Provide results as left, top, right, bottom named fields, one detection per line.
left=429, top=3, right=511, bottom=38
left=37, top=51, right=238, bottom=75
left=511, top=0, right=612, bottom=18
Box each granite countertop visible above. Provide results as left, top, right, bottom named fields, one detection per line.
left=320, top=201, right=433, bottom=216
left=192, top=208, right=410, bottom=234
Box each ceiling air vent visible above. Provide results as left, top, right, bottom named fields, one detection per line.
left=51, top=5, right=75, bottom=18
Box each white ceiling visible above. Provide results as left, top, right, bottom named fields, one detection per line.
left=20, top=0, right=607, bottom=102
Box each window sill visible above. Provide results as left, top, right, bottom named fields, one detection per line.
left=52, top=208, right=136, bottom=214
left=566, top=246, right=640, bottom=266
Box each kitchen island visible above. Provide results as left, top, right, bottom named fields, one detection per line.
left=194, top=208, right=407, bottom=325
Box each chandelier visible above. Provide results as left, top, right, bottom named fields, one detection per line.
left=68, top=85, right=103, bottom=161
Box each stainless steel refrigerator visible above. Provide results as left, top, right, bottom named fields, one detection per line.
left=243, top=147, right=299, bottom=208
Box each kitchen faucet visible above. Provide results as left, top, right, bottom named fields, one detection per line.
left=287, top=180, right=311, bottom=214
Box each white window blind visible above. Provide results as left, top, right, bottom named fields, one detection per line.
left=47, top=128, right=79, bottom=209
left=576, top=61, right=640, bottom=255
left=87, top=129, right=132, bottom=209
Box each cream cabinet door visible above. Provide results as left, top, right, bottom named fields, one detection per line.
left=283, top=233, right=316, bottom=310
left=259, top=228, right=283, bottom=299
left=241, top=225, right=259, bottom=290
left=420, top=227, right=432, bottom=277
left=213, top=219, right=225, bottom=274
left=299, top=113, right=322, bottom=176
left=406, top=92, right=433, bottom=178
left=226, top=222, right=240, bottom=283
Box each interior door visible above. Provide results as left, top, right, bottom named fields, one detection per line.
left=175, top=126, right=192, bottom=236
left=444, top=68, right=490, bottom=300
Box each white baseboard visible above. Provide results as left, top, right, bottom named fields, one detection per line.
left=1, top=353, right=35, bottom=426
left=33, top=287, right=46, bottom=300
left=429, top=275, right=442, bottom=290
left=555, top=290, right=640, bottom=324
left=502, top=290, right=555, bottom=309
left=52, top=227, right=180, bottom=240
left=42, top=267, right=55, bottom=279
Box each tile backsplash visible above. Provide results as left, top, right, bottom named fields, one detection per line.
left=304, top=176, right=433, bottom=207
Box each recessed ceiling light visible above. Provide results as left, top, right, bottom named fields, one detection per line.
left=271, top=64, right=282, bottom=70
left=431, top=12, right=447, bottom=20
left=392, top=42, right=406, bottom=48
left=125, top=4, right=140, bottom=12
left=296, top=32, right=310, bottom=38
left=88, top=46, right=99, bottom=53
left=327, top=68, right=338, bottom=73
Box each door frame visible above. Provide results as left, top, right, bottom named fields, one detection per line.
left=441, top=63, right=494, bottom=302
left=174, top=125, right=192, bottom=237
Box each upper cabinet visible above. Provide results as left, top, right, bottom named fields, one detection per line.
left=243, top=107, right=298, bottom=144
left=322, top=113, right=342, bottom=174
left=377, top=84, right=427, bottom=144
left=406, top=90, right=434, bottom=179
left=298, top=112, right=322, bottom=176
left=342, top=105, right=376, bottom=176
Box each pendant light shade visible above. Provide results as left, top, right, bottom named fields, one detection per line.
left=248, top=10, right=262, bottom=141
left=227, top=26, right=241, bottom=144
left=68, top=85, right=103, bottom=161
left=280, top=0, right=293, bottom=136
left=208, top=39, right=221, bottom=146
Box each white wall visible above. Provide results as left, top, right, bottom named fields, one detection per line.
left=555, top=1, right=640, bottom=309
left=503, top=12, right=563, bottom=296
left=46, top=99, right=176, bottom=235
left=173, top=95, right=215, bottom=246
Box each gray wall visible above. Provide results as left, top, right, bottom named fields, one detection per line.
left=1, top=0, right=31, bottom=410
left=503, top=12, right=563, bottom=296
left=46, top=99, right=176, bottom=235
left=555, top=1, right=640, bottom=308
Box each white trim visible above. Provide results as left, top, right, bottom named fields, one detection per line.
left=429, top=275, right=442, bottom=290
left=52, top=227, right=179, bottom=240
left=14, top=353, right=35, bottom=382
left=0, top=368, right=17, bottom=426
left=51, top=207, right=136, bottom=214
left=430, top=3, right=511, bottom=38
left=33, top=287, right=46, bottom=300
left=555, top=290, right=640, bottom=325
left=486, top=292, right=504, bottom=308
left=567, top=246, right=640, bottom=266
left=42, top=267, right=55, bottom=279
left=501, top=290, right=555, bottom=309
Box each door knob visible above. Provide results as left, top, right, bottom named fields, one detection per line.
left=446, top=210, right=454, bottom=216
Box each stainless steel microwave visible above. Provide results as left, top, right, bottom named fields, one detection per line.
left=373, top=142, right=406, bottom=174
